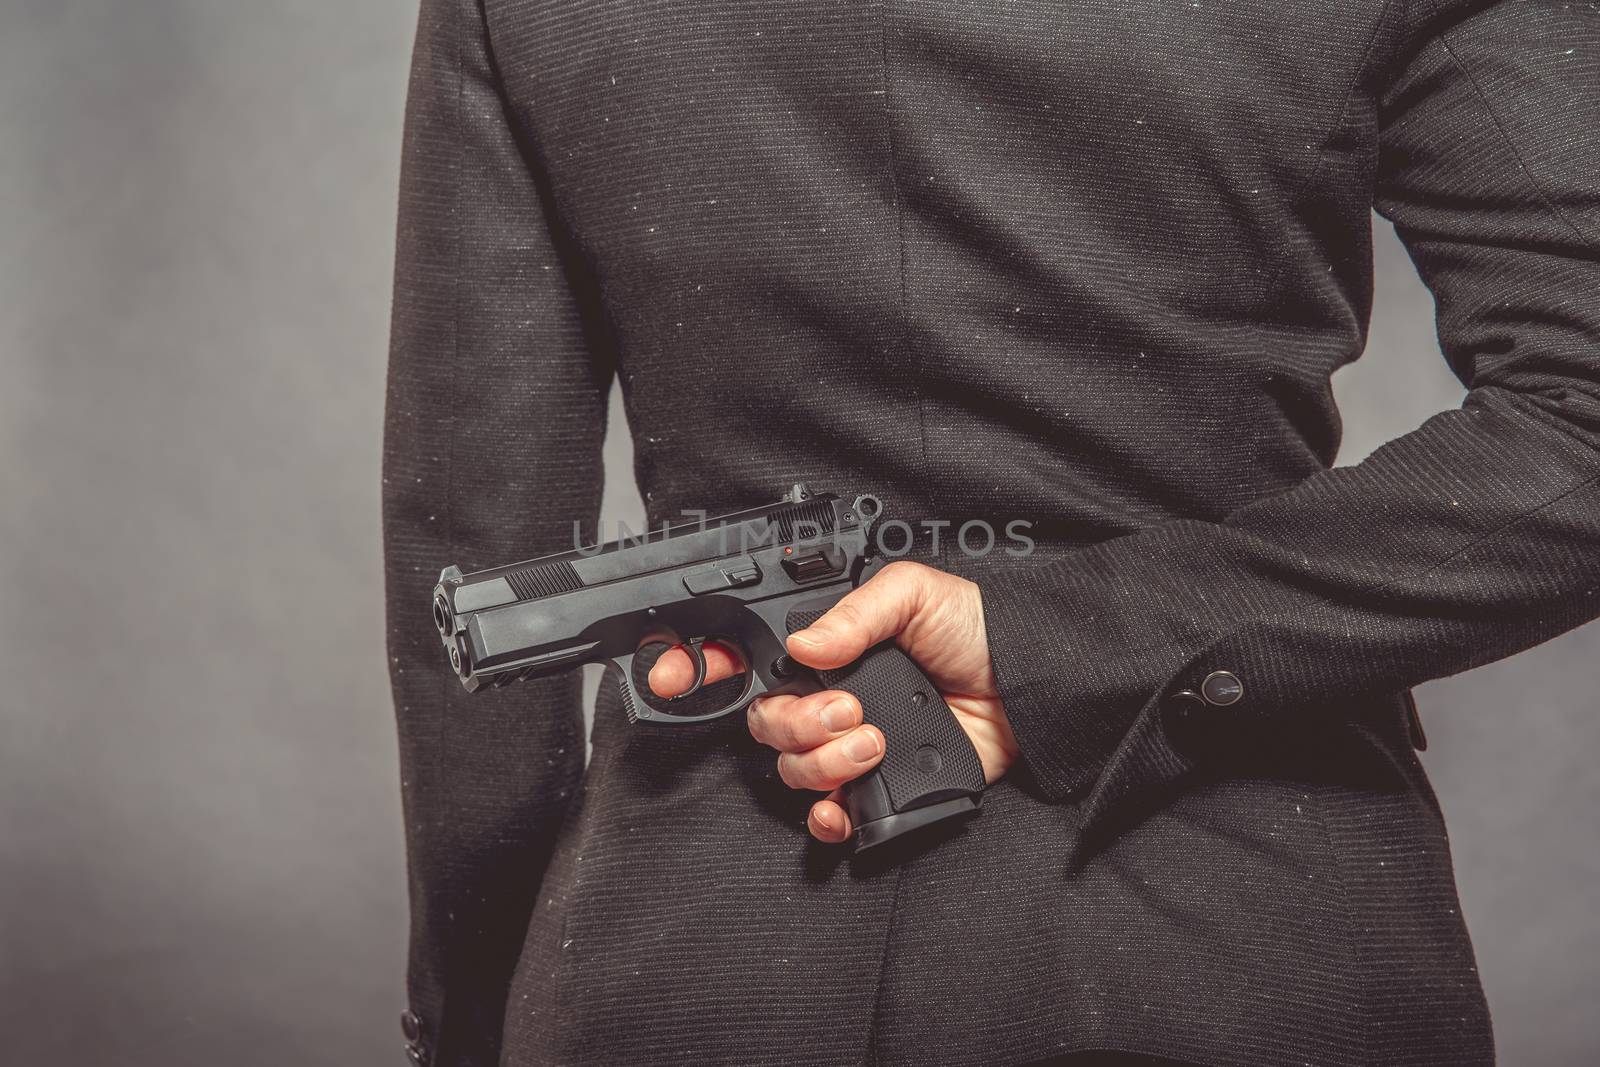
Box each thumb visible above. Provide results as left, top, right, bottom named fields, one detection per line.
left=787, top=561, right=928, bottom=669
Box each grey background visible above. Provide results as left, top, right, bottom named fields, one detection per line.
left=2, top=3, right=1595, bottom=1064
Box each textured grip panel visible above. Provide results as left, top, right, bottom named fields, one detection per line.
left=787, top=608, right=984, bottom=820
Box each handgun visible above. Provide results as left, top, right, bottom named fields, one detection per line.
left=430, top=484, right=985, bottom=851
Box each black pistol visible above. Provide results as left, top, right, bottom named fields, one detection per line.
left=430, top=484, right=985, bottom=851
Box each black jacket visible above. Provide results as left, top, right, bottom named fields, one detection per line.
left=382, top=0, right=1600, bottom=1063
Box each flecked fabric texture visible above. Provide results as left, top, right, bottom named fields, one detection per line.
left=382, top=0, right=1600, bottom=1064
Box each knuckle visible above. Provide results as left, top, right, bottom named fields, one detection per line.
left=808, top=702, right=835, bottom=739
left=879, top=559, right=924, bottom=580
left=775, top=706, right=808, bottom=750
left=776, top=752, right=812, bottom=790
left=817, top=748, right=859, bottom=788
left=877, top=560, right=932, bottom=611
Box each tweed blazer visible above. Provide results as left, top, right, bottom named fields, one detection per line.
left=382, top=0, right=1600, bottom=1064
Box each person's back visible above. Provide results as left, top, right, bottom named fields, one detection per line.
left=384, top=1, right=1600, bottom=1064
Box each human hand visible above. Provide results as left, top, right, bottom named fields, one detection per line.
left=648, top=560, right=1018, bottom=844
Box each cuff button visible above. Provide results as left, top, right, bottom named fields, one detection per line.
left=405, top=1044, right=429, bottom=1066
left=1200, top=670, right=1244, bottom=706
left=400, top=1010, right=422, bottom=1042
left=1164, top=689, right=1207, bottom=719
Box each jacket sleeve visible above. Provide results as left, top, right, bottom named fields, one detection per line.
left=975, top=0, right=1600, bottom=826
left=382, top=0, right=612, bottom=1062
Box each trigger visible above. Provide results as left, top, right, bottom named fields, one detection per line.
left=668, top=640, right=710, bottom=700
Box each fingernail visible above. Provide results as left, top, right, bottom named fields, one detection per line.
left=821, top=698, right=856, bottom=732
left=843, top=729, right=881, bottom=763
left=791, top=625, right=830, bottom=647
left=813, top=806, right=836, bottom=833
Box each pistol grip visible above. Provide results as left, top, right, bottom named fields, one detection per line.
left=786, top=610, right=985, bottom=851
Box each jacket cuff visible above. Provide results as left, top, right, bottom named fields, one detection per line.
left=974, top=529, right=1248, bottom=804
